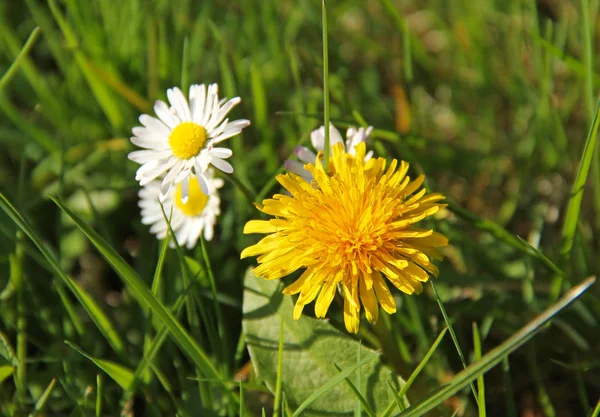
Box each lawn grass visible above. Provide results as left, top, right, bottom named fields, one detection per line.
left=0, top=0, right=599, bottom=416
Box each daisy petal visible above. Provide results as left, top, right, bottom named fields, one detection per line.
left=154, top=100, right=179, bottom=129
left=210, top=157, right=234, bottom=174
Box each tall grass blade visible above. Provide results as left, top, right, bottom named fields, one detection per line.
left=332, top=362, right=376, bottom=417
left=50, top=196, right=224, bottom=382
left=0, top=27, right=41, bottom=91
left=0, top=193, right=125, bottom=355
left=472, top=323, right=486, bottom=417
left=397, top=277, right=595, bottom=417
left=431, top=281, right=479, bottom=404
left=65, top=341, right=133, bottom=390
left=552, top=99, right=600, bottom=299
left=322, top=0, right=331, bottom=166
left=274, top=316, right=284, bottom=417
left=381, top=328, right=448, bottom=417
left=29, top=378, right=56, bottom=417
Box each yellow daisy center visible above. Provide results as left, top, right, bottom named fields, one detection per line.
left=241, top=142, right=448, bottom=334
left=169, top=122, right=207, bottom=159
left=175, top=177, right=209, bottom=216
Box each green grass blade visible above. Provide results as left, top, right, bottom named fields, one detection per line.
left=431, top=281, right=479, bottom=404
left=53, top=280, right=84, bottom=336
left=292, top=355, right=377, bottom=417
left=96, top=374, right=102, bottom=417
left=381, top=327, right=448, bottom=417
left=449, top=202, right=563, bottom=276
left=200, top=236, right=228, bottom=367
left=29, top=377, right=56, bottom=417
left=274, top=316, right=284, bottom=417
left=332, top=363, right=376, bottom=417
left=552, top=99, right=600, bottom=299
left=322, top=0, right=330, bottom=166
left=65, top=341, right=133, bottom=390
left=49, top=197, right=224, bottom=382
left=590, top=399, right=600, bottom=417
left=581, top=0, right=600, bottom=236
left=502, top=358, right=517, bottom=417
left=0, top=26, right=41, bottom=91
left=472, top=323, right=486, bottom=417
left=47, top=0, right=123, bottom=128
left=0, top=193, right=125, bottom=355
left=396, top=277, right=596, bottom=417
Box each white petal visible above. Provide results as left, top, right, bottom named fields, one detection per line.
left=154, top=100, right=179, bottom=129
left=208, top=147, right=233, bottom=159
left=208, top=128, right=242, bottom=145
left=294, top=146, right=316, bottom=164
left=187, top=219, right=204, bottom=248
left=329, top=124, right=344, bottom=147
left=128, top=149, right=172, bottom=164
left=201, top=84, right=219, bottom=126
left=180, top=176, right=189, bottom=204
left=364, top=150, right=374, bottom=161
left=310, top=126, right=325, bottom=151
left=210, top=157, right=233, bottom=174
left=205, top=97, right=241, bottom=131
left=284, top=160, right=312, bottom=182
left=167, top=87, right=191, bottom=122
left=139, top=114, right=171, bottom=136
left=203, top=221, right=214, bottom=241
left=190, top=84, right=207, bottom=124
left=130, top=135, right=168, bottom=150
left=211, top=177, right=225, bottom=189
left=194, top=152, right=212, bottom=174
left=132, top=126, right=168, bottom=143
left=196, top=173, right=211, bottom=195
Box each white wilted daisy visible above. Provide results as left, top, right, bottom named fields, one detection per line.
left=284, top=123, right=374, bottom=182
left=129, top=83, right=249, bottom=202
left=138, top=168, right=224, bottom=249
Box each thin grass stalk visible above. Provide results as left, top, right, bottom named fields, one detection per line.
left=322, top=0, right=331, bottom=166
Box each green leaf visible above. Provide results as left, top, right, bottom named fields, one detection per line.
left=396, top=277, right=596, bottom=417
left=242, top=269, right=405, bottom=417
left=0, top=365, right=14, bottom=384
left=65, top=341, right=133, bottom=390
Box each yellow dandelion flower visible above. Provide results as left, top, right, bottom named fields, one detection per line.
left=241, top=142, right=448, bottom=333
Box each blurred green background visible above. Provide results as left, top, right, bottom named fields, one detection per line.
left=0, top=0, right=599, bottom=416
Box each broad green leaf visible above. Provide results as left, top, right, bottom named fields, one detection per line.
left=0, top=365, right=14, bottom=384
left=242, top=269, right=406, bottom=417
left=66, top=342, right=133, bottom=390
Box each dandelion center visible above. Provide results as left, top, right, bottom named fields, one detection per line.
left=169, top=122, right=207, bottom=159
left=175, top=177, right=208, bottom=216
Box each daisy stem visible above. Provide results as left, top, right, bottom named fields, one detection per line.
left=322, top=0, right=331, bottom=168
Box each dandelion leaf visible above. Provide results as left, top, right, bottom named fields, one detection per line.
left=243, top=268, right=407, bottom=416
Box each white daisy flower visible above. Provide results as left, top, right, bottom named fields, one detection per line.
left=138, top=168, right=224, bottom=249
left=284, top=123, right=374, bottom=182
left=129, top=83, right=249, bottom=202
